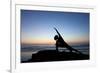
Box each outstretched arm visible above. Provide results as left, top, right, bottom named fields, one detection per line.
left=54, top=27, right=63, bottom=38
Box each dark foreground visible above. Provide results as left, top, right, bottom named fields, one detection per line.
left=21, top=50, right=89, bottom=63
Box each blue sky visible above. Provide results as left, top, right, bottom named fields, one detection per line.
left=21, top=10, right=89, bottom=45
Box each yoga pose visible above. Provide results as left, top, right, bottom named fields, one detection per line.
left=54, top=28, right=82, bottom=54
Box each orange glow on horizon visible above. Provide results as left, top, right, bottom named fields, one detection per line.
left=21, top=37, right=89, bottom=45
left=21, top=38, right=55, bottom=45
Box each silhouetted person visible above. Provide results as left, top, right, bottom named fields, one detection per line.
left=54, top=28, right=82, bottom=54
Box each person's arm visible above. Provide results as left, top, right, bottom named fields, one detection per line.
left=56, top=42, right=58, bottom=52
left=54, top=28, right=63, bottom=38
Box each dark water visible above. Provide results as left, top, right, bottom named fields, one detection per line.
left=21, top=44, right=89, bottom=62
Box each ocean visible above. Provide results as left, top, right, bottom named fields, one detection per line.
left=21, top=44, right=89, bottom=62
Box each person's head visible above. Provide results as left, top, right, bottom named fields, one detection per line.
left=54, top=35, right=59, bottom=40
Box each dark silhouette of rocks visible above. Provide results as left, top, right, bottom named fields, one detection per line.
left=21, top=50, right=89, bottom=63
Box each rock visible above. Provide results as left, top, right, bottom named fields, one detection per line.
left=22, top=50, right=89, bottom=63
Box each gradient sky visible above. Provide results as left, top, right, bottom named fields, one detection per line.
left=21, top=10, right=89, bottom=45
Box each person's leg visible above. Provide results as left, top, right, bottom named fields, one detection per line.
left=65, top=44, right=79, bottom=53
left=68, top=46, right=82, bottom=54
left=73, top=49, right=82, bottom=54
left=64, top=42, right=82, bottom=54
left=65, top=44, right=73, bottom=52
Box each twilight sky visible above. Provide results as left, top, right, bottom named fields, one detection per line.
left=21, top=10, right=89, bottom=45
